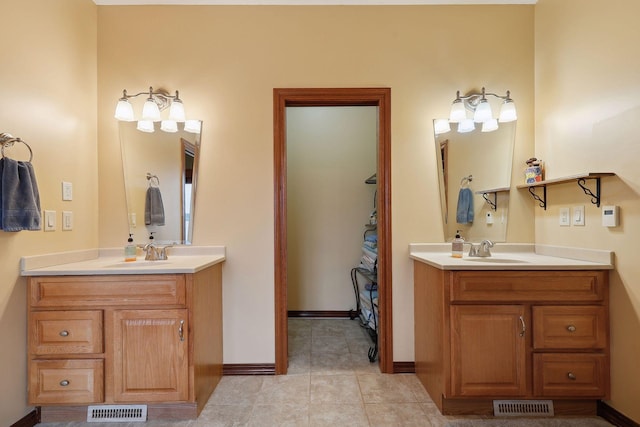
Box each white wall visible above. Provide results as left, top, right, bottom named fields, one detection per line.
left=286, top=106, right=377, bottom=311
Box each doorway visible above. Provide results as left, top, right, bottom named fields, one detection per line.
left=274, top=88, right=392, bottom=374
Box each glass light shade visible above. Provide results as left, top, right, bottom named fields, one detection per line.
left=473, top=99, right=493, bottom=123
left=161, top=120, right=178, bottom=133
left=481, top=118, right=499, bottom=132
left=168, top=100, right=186, bottom=122
left=457, top=118, right=475, bottom=133
left=184, top=119, right=201, bottom=134
left=114, top=99, right=134, bottom=121
left=142, top=98, right=162, bottom=122
left=136, top=120, right=155, bottom=133
left=434, top=118, right=451, bottom=135
left=449, top=100, right=466, bottom=123
left=499, top=100, right=517, bottom=122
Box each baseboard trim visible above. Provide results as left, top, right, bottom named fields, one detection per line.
left=598, top=401, right=640, bottom=427
left=10, top=408, right=39, bottom=427
left=393, top=361, right=415, bottom=373
left=288, top=310, right=352, bottom=318
left=223, top=363, right=276, bottom=375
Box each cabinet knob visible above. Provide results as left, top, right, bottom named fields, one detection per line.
left=59, top=380, right=70, bottom=387
left=59, top=330, right=69, bottom=337
left=566, top=325, right=576, bottom=333
left=567, top=372, right=576, bottom=380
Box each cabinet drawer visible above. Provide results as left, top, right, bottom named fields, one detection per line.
left=533, top=306, right=607, bottom=350
left=29, top=359, right=104, bottom=404
left=451, top=271, right=606, bottom=303
left=30, top=310, right=103, bottom=355
left=533, top=353, right=608, bottom=398
left=29, top=275, right=186, bottom=307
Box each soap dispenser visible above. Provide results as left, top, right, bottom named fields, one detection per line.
left=451, top=230, right=464, bottom=258
left=124, top=233, right=137, bottom=262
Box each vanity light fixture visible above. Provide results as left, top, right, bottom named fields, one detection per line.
left=447, top=87, right=517, bottom=133
left=114, top=86, right=197, bottom=133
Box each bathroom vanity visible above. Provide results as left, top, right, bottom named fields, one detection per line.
left=21, top=248, right=225, bottom=422
left=410, top=244, right=613, bottom=416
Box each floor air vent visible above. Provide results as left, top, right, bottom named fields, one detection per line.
left=493, top=400, right=554, bottom=417
left=87, top=405, right=147, bottom=422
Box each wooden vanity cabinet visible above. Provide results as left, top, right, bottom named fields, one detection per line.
left=27, top=264, right=222, bottom=422
left=414, top=262, right=609, bottom=415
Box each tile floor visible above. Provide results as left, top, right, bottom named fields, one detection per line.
left=38, top=319, right=613, bottom=427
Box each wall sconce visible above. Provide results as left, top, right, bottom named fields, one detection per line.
left=437, top=87, right=517, bottom=134
left=114, top=86, right=198, bottom=133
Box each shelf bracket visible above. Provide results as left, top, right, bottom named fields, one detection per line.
left=527, top=186, right=547, bottom=210
left=577, top=177, right=601, bottom=207
left=481, top=192, right=497, bottom=211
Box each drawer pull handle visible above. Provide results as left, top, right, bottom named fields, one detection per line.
left=519, top=316, right=526, bottom=337
left=59, top=330, right=69, bottom=337
left=59, top=380, right=70, bottom=387
left=178, top=320, right=185, bottom=342
left=567, top=372, right=576, bottom=380
left=567, top=325, right=576, bottom=332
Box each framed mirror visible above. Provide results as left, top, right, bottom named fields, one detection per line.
left=434, top=120, right=516, bottom=243
left=119, top=121, right=201, bottom=245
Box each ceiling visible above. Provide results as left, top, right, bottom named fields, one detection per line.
left=94, top=0, right=536, bottom=5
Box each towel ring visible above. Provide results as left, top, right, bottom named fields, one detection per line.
left=146, top=172, right=160, bottom=187
left=460, top=175, right=473, bottom=187
left=0, top=133, right=33, bottom=162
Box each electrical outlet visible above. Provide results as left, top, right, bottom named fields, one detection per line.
left=62, top=211, right=73, bottom=231
left=573, top=205, right=585, bottom=226
left=559, top=207, right=570, bottom=226
left=44, top=210, right=56, bottom=231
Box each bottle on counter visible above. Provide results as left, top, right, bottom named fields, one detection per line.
left=124, top=233, right=137, bottom=262
left=451, top=230, right=464, bottom=258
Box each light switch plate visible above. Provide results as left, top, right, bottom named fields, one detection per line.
left=62, top=181, right=73, bottom=201
left=44, top=210, right=56, bottom=231
left=572, top=205, right=585, bottom=226
left=62, top=211, right=73, bottom=231
left=559, top=207, right=570, bottom=226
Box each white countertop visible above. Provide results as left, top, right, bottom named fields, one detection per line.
left=20, top=246, right=226, bottom=276
left=409, top=243, right=614, bottom=271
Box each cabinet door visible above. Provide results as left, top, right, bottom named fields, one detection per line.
left=450, top=305, right=527, bottom=397
left=113, top=309, right=189, bottom=402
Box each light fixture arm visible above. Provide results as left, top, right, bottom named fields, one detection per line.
left=118, top=86, right=182, bottom=111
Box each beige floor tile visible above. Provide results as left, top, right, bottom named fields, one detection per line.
left=312, top=335, right=350, bottom=354
left=312, top=319, right=353, bottom=337
left=310, top=403, right=369, bottom=427
left=364, top=402, right=430, bottom=427
left=256, top=374, right=310, bottom=405
left=207, top=375, right=264, bottom=405
left=246, top=403, right=310, bottom=426
left=193, top=404, right=252, bottom=426
left=310, top=374, right=362, bottom=404
left=311, top=351, right=355, bottom=375
left=288, top=351, right=312, bottom=374
left=289, top=334, right=312, bottom=355
left=358, top=373, right=418, bottom=403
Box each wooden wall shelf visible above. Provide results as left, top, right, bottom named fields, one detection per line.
left=516, top=173, right=615, bottom=210
left=475, top=186, right=510, bottom=211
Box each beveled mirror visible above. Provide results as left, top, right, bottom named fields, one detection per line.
left=119, top=121, right=201, bottom=244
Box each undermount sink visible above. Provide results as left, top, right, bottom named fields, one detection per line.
left=466, top=258, right=528, bottom=263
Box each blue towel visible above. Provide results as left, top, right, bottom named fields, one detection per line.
left=144, top=186, right=165, bottom=226
left=0, top=157, right=41, bottom=231
left=456, top=187, right=474, bottom=224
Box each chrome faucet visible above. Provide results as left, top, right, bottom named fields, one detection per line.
left=465, top=240, right=495, bottom=257
left=478, top=239, right=495, bottom=257
left=142, top=243, right=172, bottom=261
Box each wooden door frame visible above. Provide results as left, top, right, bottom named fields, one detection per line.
left=273, top=87, right=392, bottom=374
